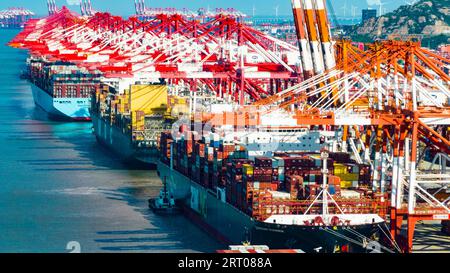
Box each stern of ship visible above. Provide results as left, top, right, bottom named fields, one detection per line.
left=251, top=214, right=387, bottom=253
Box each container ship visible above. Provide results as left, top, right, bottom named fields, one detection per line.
left=156, top=113, right=393, bottom=253
left=91, top=81, right=231, bottom=165
left=0, top=8, right=34, bottom=29
left=27, top=57, right=101, bottom=121
left=90, top=81, right=223, bottom=165
left=90, top=81, right=174, bottom=164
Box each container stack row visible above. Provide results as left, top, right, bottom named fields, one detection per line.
left=159, top=132, right=373, bottom=218
left=27, top=58, right=100, bottom=98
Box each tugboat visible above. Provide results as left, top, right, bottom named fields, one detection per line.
left=149, top=177, right=181, bottom=215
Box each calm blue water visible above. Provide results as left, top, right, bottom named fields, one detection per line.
left=0, top=29, right=223, bottom=253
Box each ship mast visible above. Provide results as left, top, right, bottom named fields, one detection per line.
left=304, top=149, right=343, bottom=218
left=321, top=150, right=329, bottom=218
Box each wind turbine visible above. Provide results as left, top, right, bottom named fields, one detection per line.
left=351, top=5, right=358, bottom=24
left=340, top=0, right=348, bottom=18
left=252, top=5, right=256, bottom=17
left=351, top=5, right=358, bottom=18
left=274, top=5, right=279, bottom=18
left=378, top=1, right=390, bottom=16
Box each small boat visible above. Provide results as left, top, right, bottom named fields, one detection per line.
left=149, top=177, right=181, bottom=215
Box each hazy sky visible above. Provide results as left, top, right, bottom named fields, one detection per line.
left=1, top=0, right=410, bottom=17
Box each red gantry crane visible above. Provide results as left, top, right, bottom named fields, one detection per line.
left=10, top=2, right=303, bottom=105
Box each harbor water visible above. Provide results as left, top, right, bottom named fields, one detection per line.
left=0, top=29, right=223, bottom=253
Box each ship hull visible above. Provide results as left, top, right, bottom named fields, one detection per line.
left=158, top=162, right=255, bottom=245
left=31, top=84, right=91, bottom=121
left=158, top=162, right=384, bottom=253
left=253, top=222, right=380, bottom=253
left=91, top=111, right=158, bottom=166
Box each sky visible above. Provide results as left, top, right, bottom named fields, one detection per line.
left=0, top=0, right=411, bottom=17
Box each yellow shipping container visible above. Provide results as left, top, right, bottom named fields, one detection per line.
left=340, top=181, right=353, bottom=189
left=118, top=98, right=126, bottom=113
left=243, top=164, right=254, bottom=176
left=151, top=105, right=169, bottom=114
left=170, top=104, right=190, bottom=116
left=128, top=84, right=168, bottom=115
left=335, top=163, right=359, bottom=188
left=169, top=96, right=188, bottom=105
left=166, top=96, right=189, bottom=117
left=336, top=173, right=359, bottom=181
left=334, top=163, right=348, bottom=175
left=131, top=112, right=144, bottom=127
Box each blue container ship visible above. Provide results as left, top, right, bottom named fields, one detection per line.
left=27, top=57, right=101, bottom=121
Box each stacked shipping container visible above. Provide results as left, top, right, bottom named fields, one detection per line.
left=92, top=83, right=174, bottom=144
left=27, top=58, right=100, bottom=98
left=159, top=132, right=373, bottom=219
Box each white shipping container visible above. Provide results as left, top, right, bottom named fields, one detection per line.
left=268, top=191, right=291, bottom=200
left=340, top=190, right=362, bottom=199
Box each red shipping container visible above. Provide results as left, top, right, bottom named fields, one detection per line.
left=255, top=157, right=272, bottom=167
left=186, top=140, right=193, bottom=154
left=271, top=181, right=280, bottom=191
left=328, top=175, right=341, bottom=185
left=285, top=175, right=303, bottom=191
